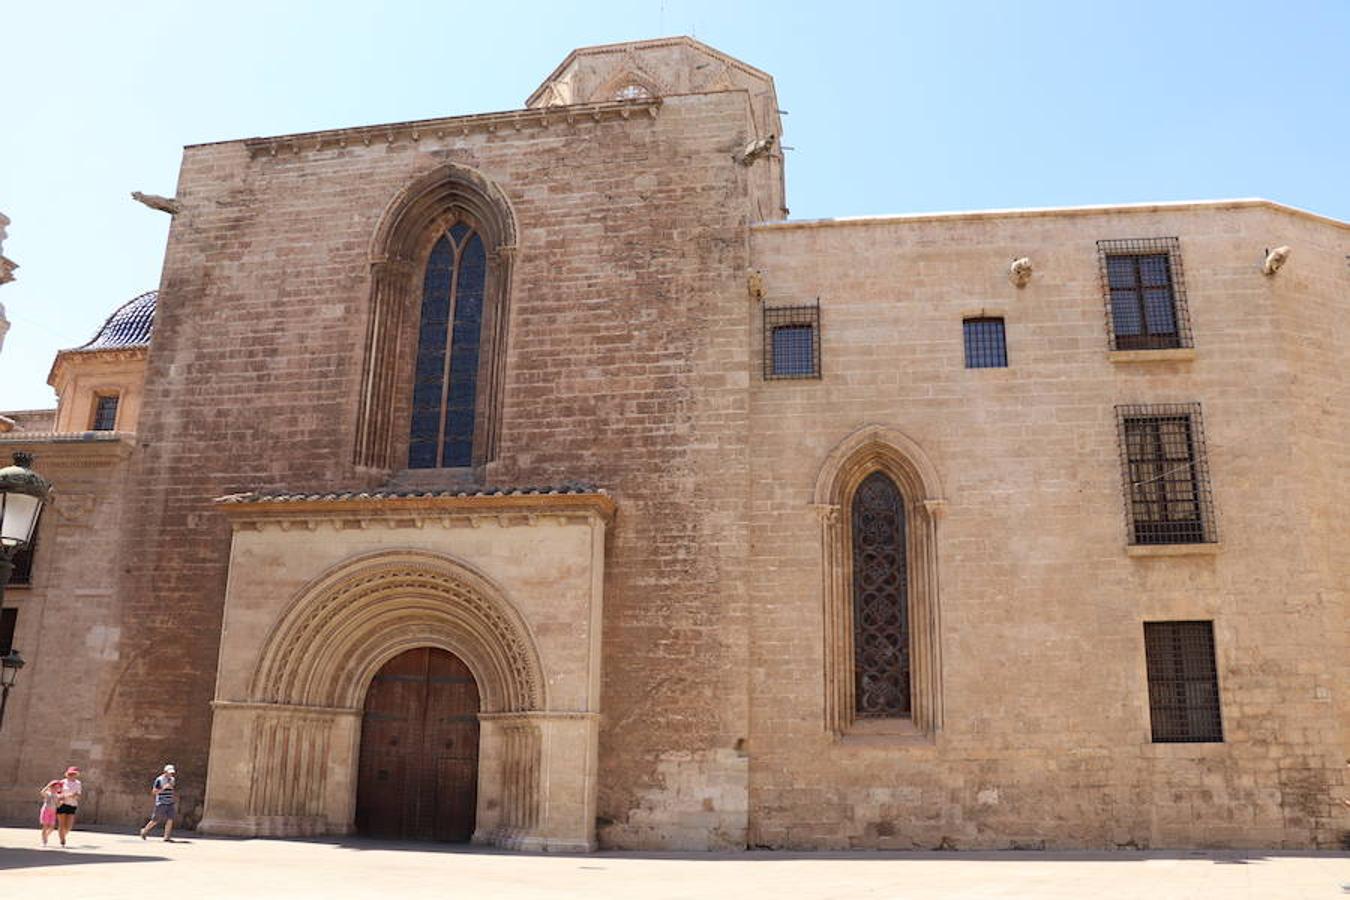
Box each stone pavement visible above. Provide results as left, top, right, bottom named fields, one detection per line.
left=0, top=827, right=1346, bottom=899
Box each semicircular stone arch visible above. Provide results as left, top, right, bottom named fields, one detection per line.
left=813, top=424, right=946, bottom=737
left=250, top=549, right=545, bottom=713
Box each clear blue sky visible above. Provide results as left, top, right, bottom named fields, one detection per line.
left=2, top=0, right=1347, bottom=410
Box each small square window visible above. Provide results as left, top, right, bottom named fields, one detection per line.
left=1144, top=621, right=1223, bottom=743
left=1098, top=238, right=1192, bottom=351
left=763, top=302, right=821, bottom=380
left=91, top=394, right=120, bottom=431
left=963, top=317, right=1007, bottom=368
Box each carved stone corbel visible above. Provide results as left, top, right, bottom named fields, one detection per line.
left=131, top=191, right=181, bottom=215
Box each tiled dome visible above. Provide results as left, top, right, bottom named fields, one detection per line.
left=78, top=290, right=156, bottom=350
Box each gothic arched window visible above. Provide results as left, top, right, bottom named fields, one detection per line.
left=851, top=471, right=910, bottom=718
left=408, top=223, right=488, bottom=469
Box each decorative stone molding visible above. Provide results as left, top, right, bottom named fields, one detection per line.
left=1008, top=256, right=1033, bottom=287
left=747, top=269, right=765, bottom=301
left=813, top=425, right=945, bottom=739
left=1262, top=245, right=1291, bottom=275
left=130, top=191, right=181, bottom=215
left=217, top=490, right=616, bottom=534
left=47, top=346, right=148, bottom=391
left=249, top=549, right=546, bottom=713
left=242, top=98, right=661, bottom=160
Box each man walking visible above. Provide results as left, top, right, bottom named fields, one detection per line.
left=139, top=764, right=177, bottom=841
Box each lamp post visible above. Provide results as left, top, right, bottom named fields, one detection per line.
left=0, top=451, right=51, bottom=732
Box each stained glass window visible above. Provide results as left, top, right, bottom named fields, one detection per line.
left=851, top=471, right=910, bottom=718
left=408, top=224, right=487, bottom=469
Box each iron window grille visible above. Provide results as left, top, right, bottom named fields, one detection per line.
left=91, top=394, right=119, bottom=431
left=1143, top=620, right=1223, bottom=743
left=1116, top=403, right=1216, bottom=545
left=1097, top=237, right=1192, bottom=351
left=763, top=301, right=821, bottom=380
left=0, top=607, right=16, bottom=654
left=963, top=317, right=1008, bottom=368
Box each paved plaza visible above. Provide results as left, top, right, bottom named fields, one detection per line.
left=0, top=827, right=1346, bottom=899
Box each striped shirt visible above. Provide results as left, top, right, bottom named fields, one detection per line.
left=153, top=774, right=175, bottom=806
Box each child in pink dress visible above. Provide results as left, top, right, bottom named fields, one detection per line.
left=38, top=779, right=60, bottom=846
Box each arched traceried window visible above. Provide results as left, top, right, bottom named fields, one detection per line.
left=851, top=471, right=910, bottom=718
left=815, top=426, right=943, bottom=738
left=357, top=163, right=516, bottom=473
left=409, top=223, right=488, bottom=469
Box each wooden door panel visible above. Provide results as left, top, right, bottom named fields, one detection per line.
left=356, top=647, right=480, bottom=841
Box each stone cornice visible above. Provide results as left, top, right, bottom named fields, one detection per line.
left=216, top=490, right=617, bottom=531
left=47, top=345, right=148, bottom=388
left=752, top=198, right=1350, bottom=233
left=233, top=98, right=661, bottom=160
left=0, top=431, right=135, bottom=469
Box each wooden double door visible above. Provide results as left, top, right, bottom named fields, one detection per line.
left=355, top=647, right=481, bottom=841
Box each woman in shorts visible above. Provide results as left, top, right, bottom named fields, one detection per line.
left=56, top=766, right=82, bottom=847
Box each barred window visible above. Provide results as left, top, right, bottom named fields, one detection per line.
left=764, top=302, right=820, bottom=379
left=0, top=607, right=16, bottom=654
left=1117, top=404, right=1216, bottom=545
left=1098, top=238, right=1191, bottom=350
left=91, top=394, right=119, bottom=431
left=963, top=317, right=1007, bottom=368
left=1144, top=621, right=1223, bottom=742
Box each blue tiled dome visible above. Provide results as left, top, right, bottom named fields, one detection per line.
left=78, top=290, right=156, bottom=350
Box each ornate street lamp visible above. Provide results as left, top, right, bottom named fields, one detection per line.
left=0, top=452, right=51, bottom=732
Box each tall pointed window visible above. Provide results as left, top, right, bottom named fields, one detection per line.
left=851, top=471, right=910, bottom=718
left=409, top=223, right=487, bottom=469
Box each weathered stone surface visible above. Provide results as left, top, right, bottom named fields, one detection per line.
left=0, top=37, right=1344, bottom=853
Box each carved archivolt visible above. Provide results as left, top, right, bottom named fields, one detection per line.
left=814, top=425, right=945, bottom=737
left=249, top=549, right=545, bottom=713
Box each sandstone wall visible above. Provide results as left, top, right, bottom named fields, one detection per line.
left=745, top=203, right=1348, bottom=849
left=93, top=89, right=765, bottom=844
left=0, top=436, right=134, bottom=822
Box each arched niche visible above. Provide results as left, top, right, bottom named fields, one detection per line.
left=813, top=425, right=946, bottom=737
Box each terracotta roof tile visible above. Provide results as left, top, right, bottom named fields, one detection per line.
left=217, top=484, right=604, bottom=504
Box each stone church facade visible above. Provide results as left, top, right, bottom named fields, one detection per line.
left=1, top=38, right=1346, bottom=851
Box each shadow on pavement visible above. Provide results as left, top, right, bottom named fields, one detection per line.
left=0, top=848, right=166, bottom=870
left=300, top=835, right=1345, bottom=866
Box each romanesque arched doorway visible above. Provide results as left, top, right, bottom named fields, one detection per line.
left=355, top=647, right=481, bottom=841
